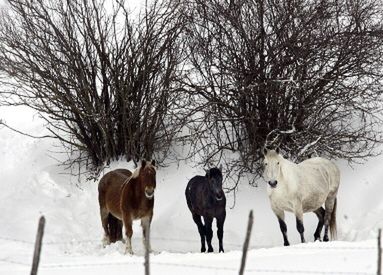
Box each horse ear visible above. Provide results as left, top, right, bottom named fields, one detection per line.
left=218, top=164, right=223, bottom=171
left=263, top=147, right=268, bottom=156
left=141, top=159, right=147, bottom=167
left=205, top=169, right=210, bottom=178
left=276, top=147, right=280, bottom=154
left=151, top=159, right=156, bottom=167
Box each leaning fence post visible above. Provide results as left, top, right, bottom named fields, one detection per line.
left=30, top=216, right=45, bottom=275
left=144, top=226, right=150, bottom=275
left=378, top=228, right=382, bottom=275
left=239, top=210, right=254, bottom=275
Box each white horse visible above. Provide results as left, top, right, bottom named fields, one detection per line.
left=262, top=148, right=340, bottom=246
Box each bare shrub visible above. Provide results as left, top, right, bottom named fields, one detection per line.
left=182, top=0, right=383, bottom=187
left=0, top=0, right=186, bottom=174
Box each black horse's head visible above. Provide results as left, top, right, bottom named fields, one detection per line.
left=206, top=167, right=224, bottom=201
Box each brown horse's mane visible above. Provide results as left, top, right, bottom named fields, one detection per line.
left=131, top=167, right=140, bottom=179
left=105, top=164, right=157, bottom=198
left=117, top=163, right=156, bottom=188
left=134, top=163, right=156, bottom=177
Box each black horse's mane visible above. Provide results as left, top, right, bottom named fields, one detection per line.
left=206, top=167, right=222, bottom=178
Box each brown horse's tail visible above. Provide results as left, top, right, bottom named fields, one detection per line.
left=108, top=214, right=123, bottom=243
left=330, top=198, right=337, bottom=240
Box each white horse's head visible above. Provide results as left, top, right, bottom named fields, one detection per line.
left=262, top=148, right=283, bottom=188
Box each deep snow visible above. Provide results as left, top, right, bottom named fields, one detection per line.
left=1, top=105, right=383, bottom=274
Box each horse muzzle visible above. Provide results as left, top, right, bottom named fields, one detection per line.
left=145, top=188, right=155, bottom=199
left=268, top=180, right=278, bottom=188
left=216, top=195, right=224, bottom=201
left=215, top=191, right=224, bottom=201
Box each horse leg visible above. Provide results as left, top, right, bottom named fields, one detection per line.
left=296, top=217, right=305, bottom=243
left=108, top=214, right=124, bottom=243
left=122, top=213, right=134, bottom=254
left=203, top=216, right=214, bottom=252
left=313, top=207, right=325, bottom=241
left=323, top=196, right=337, bottom=242
left=100, top=208, right=110, bottom=246
left=192, top=214, right=206, bottom=252
left=141, top=215, right=152, bottom=252
left=216, top=211, right=226, bottom=253
left=274, top=209, right=289, bottom=246
left=294, top=205, right=305, bottom=243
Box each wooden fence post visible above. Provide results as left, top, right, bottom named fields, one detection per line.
left=144, top=226, right=150, bottom=275
left=239, top=210, right=254, bottom=275
left=378, top=228, right=381, bottom=275
left=30, top=216, right=45, bottom=275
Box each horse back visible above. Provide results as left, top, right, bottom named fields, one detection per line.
left=98, top=169, right=132, bottom=219
left=299, top=157, right=340, bottom=192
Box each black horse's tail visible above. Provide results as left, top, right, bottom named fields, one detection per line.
left=107, top=214, right=123, bottom=243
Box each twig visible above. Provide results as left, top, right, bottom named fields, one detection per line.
left=0, top=120, right=54, bottom=139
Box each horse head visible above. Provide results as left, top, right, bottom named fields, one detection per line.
left=138, top=159, right=157, bottom=199
left=206, top=167, right=224, bottom=201
left=262, top=147, right=283, bottom=188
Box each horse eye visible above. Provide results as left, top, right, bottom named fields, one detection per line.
left=277, top=162, right=280, bottom=165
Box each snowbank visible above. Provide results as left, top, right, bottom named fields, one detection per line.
left=0, top=105, right=382, bottom=274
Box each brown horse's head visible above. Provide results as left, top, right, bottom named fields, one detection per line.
left=136, top=159, right=157, bottom=200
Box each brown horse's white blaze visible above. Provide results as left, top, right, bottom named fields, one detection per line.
left=98, top=159, right=156, bottom=254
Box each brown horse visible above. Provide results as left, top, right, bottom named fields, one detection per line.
left=98, top=159, right=156, bottom=254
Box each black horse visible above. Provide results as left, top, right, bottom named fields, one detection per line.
left=185, top=167, right=226, bottom=253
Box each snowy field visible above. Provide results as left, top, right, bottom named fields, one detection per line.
left=1, top=106, right=383, bottom=274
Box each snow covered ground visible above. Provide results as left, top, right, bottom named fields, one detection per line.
left=1, top=105, right=383, bottom=274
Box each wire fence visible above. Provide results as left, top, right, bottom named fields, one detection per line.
left=0, top=235, right=378, bottom=274
left=0, top=258, right=30, bottom=266
left=1, top=257, right=375, bottom=275
left=0, top=235, right=377, bottom=250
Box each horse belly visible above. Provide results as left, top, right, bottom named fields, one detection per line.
left=105, top=188, right=123, bottom=220
left=301, top=184, right=329, bottom=212
left=279, top=202, right=296, bottom=213
left=106, top=204, right=122, bottom=220
left=302, top=199, right=324, bottom=213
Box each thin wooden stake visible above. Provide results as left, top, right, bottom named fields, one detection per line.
left=144, top=226, right=150, bottom=275
left=378, top=228, right=381, bottom=275
left=239, top=210, right=254, bottom=275
left=30, top=216, right=45, bottom=275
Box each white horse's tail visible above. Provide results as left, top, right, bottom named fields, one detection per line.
left=330, top=198, right=337, bottom=239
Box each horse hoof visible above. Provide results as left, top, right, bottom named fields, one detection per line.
left=323, top=236, right=329, bottom=242
left=125, top=248, right=134, bottom=255
left=219, top=248, right=224, bottom=253
left=208, top=247, right=214, bottom=253
left=284, top=242, right=290, bottom=246
left=201, top=247, right=206, bottom=253
left=102, top=236, right=111, bottom=247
